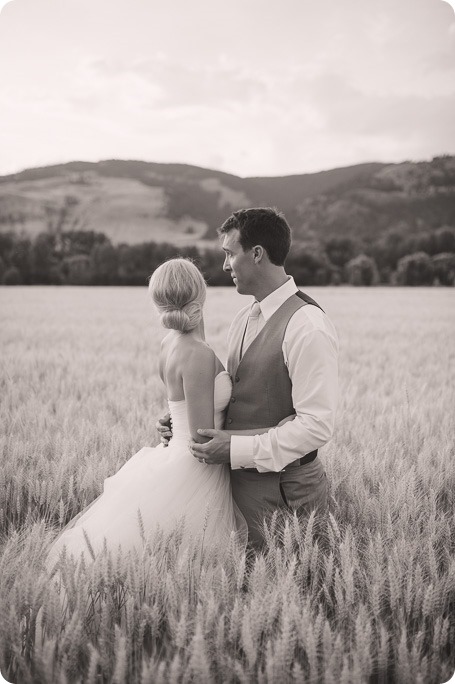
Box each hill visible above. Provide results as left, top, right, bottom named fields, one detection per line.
left=0, top=157, right=454, bottom=247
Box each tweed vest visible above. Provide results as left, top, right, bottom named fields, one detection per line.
left=225, top=291, right=323, bottom=430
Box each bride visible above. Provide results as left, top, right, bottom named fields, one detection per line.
left=45, top=258, right=246, bottom=576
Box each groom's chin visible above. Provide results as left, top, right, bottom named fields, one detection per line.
left=232, top=278, right=248, bottom=295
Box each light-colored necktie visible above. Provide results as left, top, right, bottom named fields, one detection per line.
left=242, top=301, right=262, bottom=357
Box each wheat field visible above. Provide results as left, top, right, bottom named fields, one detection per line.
left=0, top=285, right=454, bottom=684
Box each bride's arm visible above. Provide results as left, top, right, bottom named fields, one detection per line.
left=183, top=347, right=217, bottom=444
left=225, top=414, right=296, bottom=437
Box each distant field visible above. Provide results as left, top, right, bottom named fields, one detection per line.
left=0, top=174, right=210, bottom=245
left=0, top=286, right=454, bottom=683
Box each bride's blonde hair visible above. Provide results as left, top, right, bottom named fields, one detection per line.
left=148, top=258, right=206, bottom=333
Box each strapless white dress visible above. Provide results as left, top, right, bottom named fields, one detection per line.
left=45, top=371, right=245, bottom=570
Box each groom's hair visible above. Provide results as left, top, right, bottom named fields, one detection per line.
left=218, top=207, right=291, bottom=266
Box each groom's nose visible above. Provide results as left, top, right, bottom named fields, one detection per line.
left=223, top=255, right=231, bottom=272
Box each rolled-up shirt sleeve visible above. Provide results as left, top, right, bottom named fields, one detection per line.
left=230, top=313, right=338, bottom=472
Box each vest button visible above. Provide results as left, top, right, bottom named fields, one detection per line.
left=235, top=376, right=240, bottom=382
left=231, top=397, right=236, bottom=403
left=227, top=418, right=233, bottom=424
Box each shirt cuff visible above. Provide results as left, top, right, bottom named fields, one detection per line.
left=230, top=436, right=256, bottom=469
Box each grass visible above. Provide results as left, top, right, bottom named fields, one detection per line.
left=0, top=285, right=454, bottom=683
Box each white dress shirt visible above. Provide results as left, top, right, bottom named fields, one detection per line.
left=229, top=276, right=339, bottom=473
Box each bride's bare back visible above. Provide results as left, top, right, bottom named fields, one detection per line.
left=159, top=331, right=225, bottom=443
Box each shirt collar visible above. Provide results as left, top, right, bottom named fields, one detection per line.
left=256, top=276, right=298, bottom=322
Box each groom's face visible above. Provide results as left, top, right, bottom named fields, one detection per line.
left=222, top=229, right=256, bottom=295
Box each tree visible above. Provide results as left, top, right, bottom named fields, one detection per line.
left=435, top=226, right=455, bottom=254
left=0, top=232, right=15, bottom=262
left=369, top=226, right=411, bottom=275
left=396, top=252, right=434, bottom=286
left=324, top=237, right=358, bottom=268
left=403, top=227, right=455, bottom=257
left=31, top=233, right=59, bottom=283
left=432, top=253, right=455, bottom=286
left=44, top=194, right=84, bottom=238
left=3, top=266, right=22, bottom=285
left=60, top=230, right=110, bottom=258
left=201, top=248, right=232, bottom=285
left=91, top=243, right=119, bottom=284
left=62, top=255, right=93, bottom=285
left=9, top=237, right=32, bottom=284
left=117, top=242, right=171, bottom=285
left=346, top=254, right=379, bottom=286
left=330, top=267, right=343, bottom=285
left=287, top=246, right=332, bottom=285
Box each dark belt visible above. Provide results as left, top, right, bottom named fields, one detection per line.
left=241, top=449, right=318, bottom=473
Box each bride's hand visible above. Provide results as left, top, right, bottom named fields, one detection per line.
left=277, top=413, right=296, bottom=427
left=156, top=412, right=172, bottom=446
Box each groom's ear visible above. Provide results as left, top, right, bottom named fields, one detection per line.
left=252, top=245, right=264, bottom=263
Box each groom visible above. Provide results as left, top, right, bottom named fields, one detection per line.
left=162, top=208, right=338, bottom=548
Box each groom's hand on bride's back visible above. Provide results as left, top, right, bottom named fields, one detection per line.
left=189, top=429, right=231, bottom=465
left=156, top=413, right=172, bottom=446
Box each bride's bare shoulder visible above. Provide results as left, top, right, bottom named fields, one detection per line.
left=161, top=333, right=223, bottom=380
left=180, top=336, right=215, bottom=364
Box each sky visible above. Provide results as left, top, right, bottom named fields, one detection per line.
left=0, top=0, right=454, bottom=177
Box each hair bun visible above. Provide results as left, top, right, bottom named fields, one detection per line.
left=161, top=308, right=192, bottom=333
left=160, top=301, right=202, bottom=333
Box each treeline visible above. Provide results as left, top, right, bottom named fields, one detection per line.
left=1, top=226, right=455, bottom=286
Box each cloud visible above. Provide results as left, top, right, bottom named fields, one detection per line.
left=88, top=56, right=268, bottom=111
left=0, top=0, right=454, bottom=176
left=287, top=70, right=455, bottom=144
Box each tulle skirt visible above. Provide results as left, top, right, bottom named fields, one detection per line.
left=46, top=438, right=247, bottom=572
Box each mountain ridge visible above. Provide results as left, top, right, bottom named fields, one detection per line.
left=0, top=156, right=453, bottom=247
